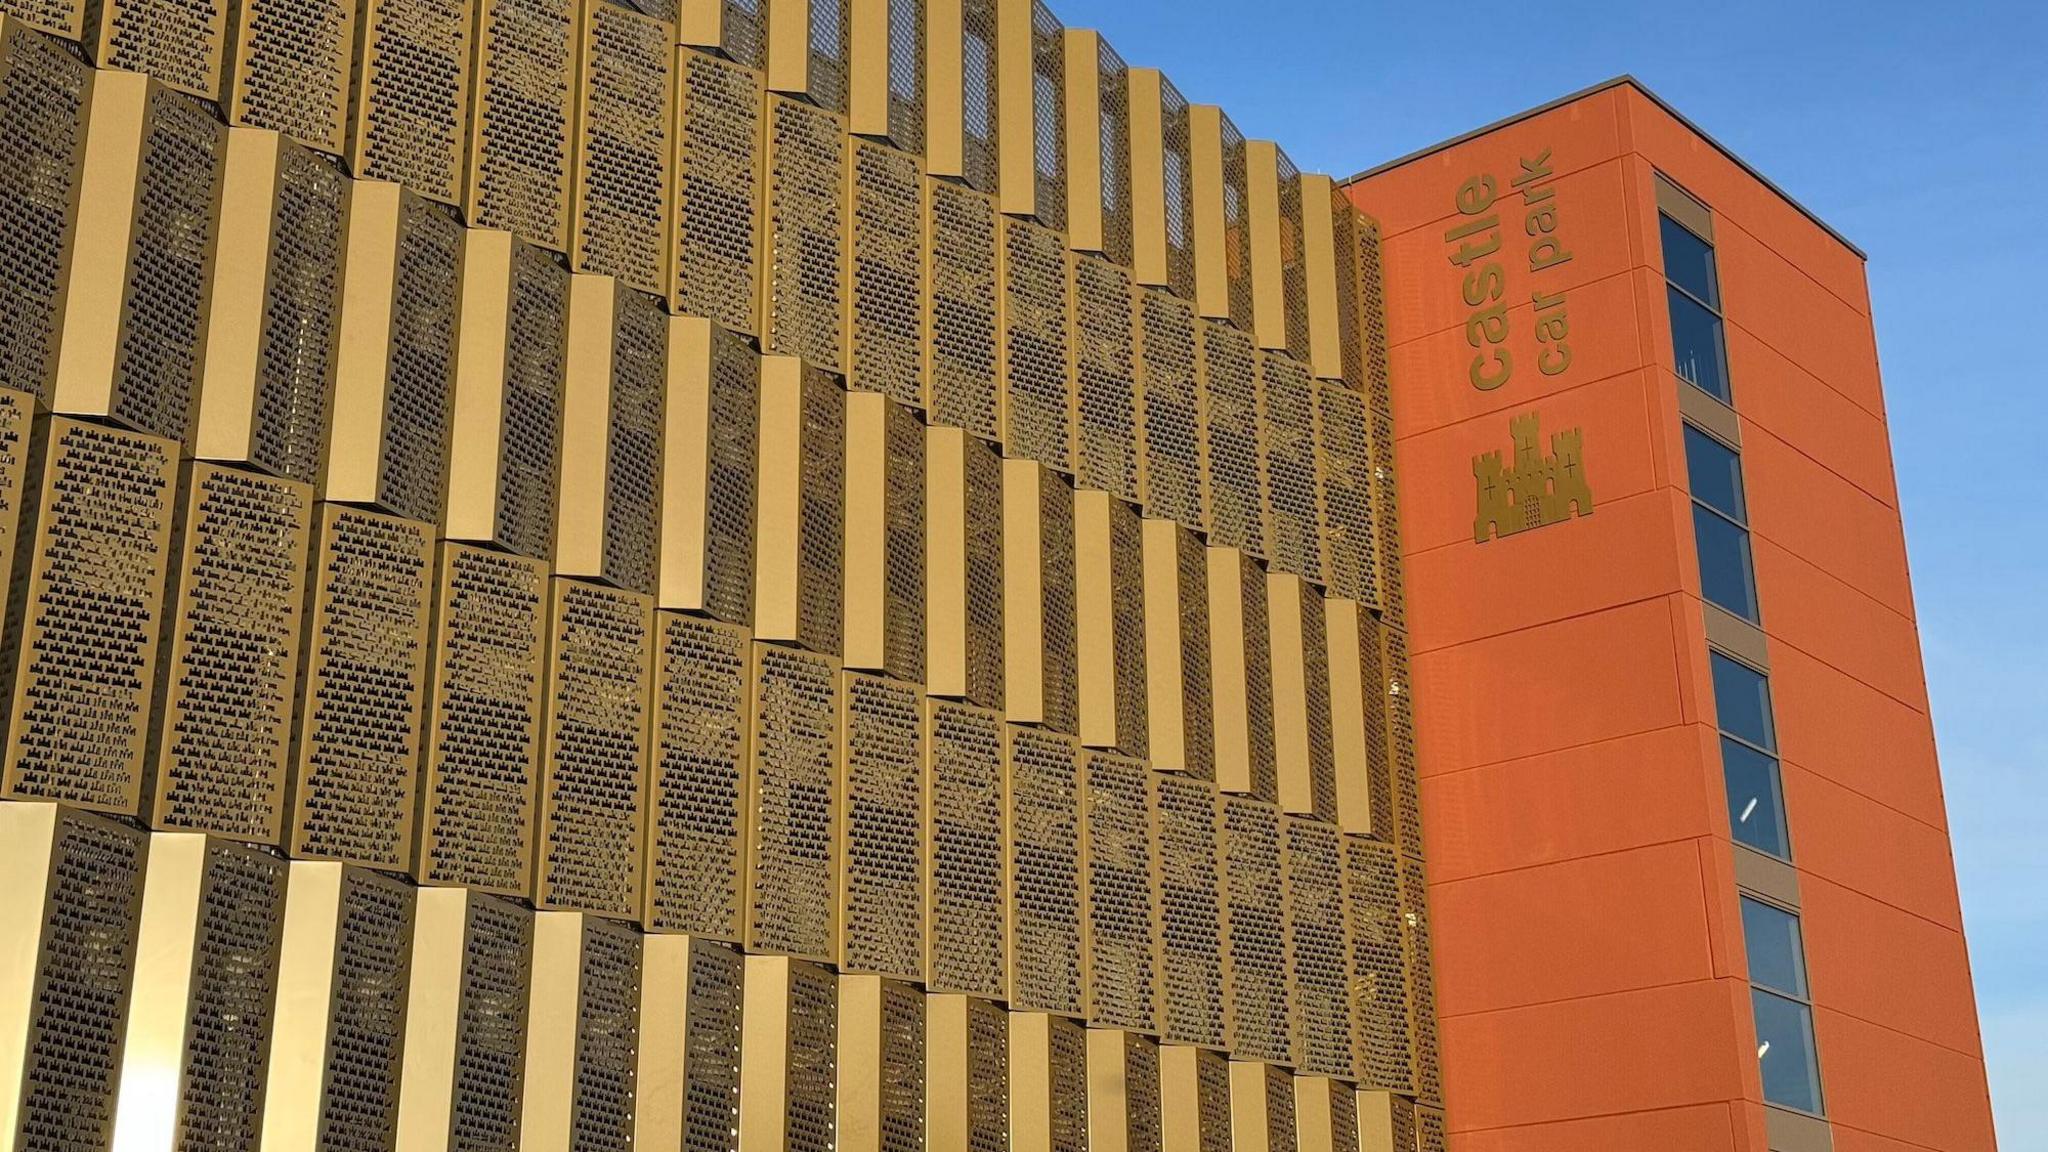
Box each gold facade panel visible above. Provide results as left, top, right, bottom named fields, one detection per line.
left=646, top=611, right=751, bottom=938
left=1342, top=838, right=1412, bottom=1095
left=558, top=274, right=666, bottom=594
left=1159, top=1045, right=1232, bottom=1152
left=0, top=0, right=80, bottom=43
left=744, top=641, right=843, bottom=962
left=1135, top=286, right=1202, bottom=530
left=927, top=425, right=1004, bottom=708
left=1219, top=795, right=1289, bottom=1064
left=672, top=46, right=763, bottom=335
left=148, top=463, right=314, bottom=844
left=1071, top=253, right=1139, bottom=502
left=416, top=544, right=549, bottom=897
left=1323, top=598, right=1382, bottom=840
left=286, top=504, right=435, bottom=870
left=659, top=314, right=758, bottom=623
left=1355, top=1090, right=1417, bottom=1152
left=680, top=0, right=764, bottom=69
left=927, top=992, right=1011, bottom=1152
left=1274, top=150, right=1313, bottom=363
left=534, top=577, right=654, bottom=918
left=1242, top=138, right=1284, bottom=352
left=1206, top=545, right=1276, bottom=802
left=844, top=391, right=926, bottom=682
left=838, top=671, right=926, bottom=981
left=925, top=698, right=1007, bottom=998
left=1267, top=574, right=1336, bottom=823
left=848, top=136, right=926, bottom=406
left=995, top=0, right=1061, bottom=228
left=1197, top=318, right=1263, bottom=558
left=740, top=954, right=839, bottom=1152
left=0, top=21, right=89, bottom=409
left=1381, top=625, right=1420, bottom=859
left=1256, top=352, right=1323, bottom=585
left=1082, top=749, right=1159, bottom=1034
left=1283, top=818, right=1354, bottom=1078
left=1060, top=31, right=1127, bottom=267
left=929, top=0, right=999, bottom=192
left=1141, top=517, right=1213, bottom=779
left=766, top=0, right=851, bottom=113
left=1416, top=1107, right=1446, bottom=1152
left=754, top=355, right=845, bottom=656
left=1292, top=1077, right=1359, bottom=1152
left=1002, top=723, right=1084, bottom=1016
left=1329, top=190, right=1367, bottom=394
left=224, top=0, right=355, bottom=154
left=1007, top=1010, right=1087, bottom=1152
left=837, top=975, right=927, bottom=1152
left=2, top=418, right=179, bottom=816
left=0, top=802, right=148, bottom=1152
left=848, top=0, right=922, bottom=150
left=520, top=911, right=643, bottom=1151
left=761, top=93, right=847, bottom=371
left=465, top=0, right=578, bottom=250
left=999, top=457, right=1076, bottom=732
left=1084, top=1028, right=1161, bottom=1152
left=1154, top=772, right=1225, bottom=1049
left=997, top=213, right=1071, bottom=472
left=1227, top=1060, right=1297, bottom=1152
left=348, top=0, right=475, bottom=204
left=634, top=933, right=745, bottom=1152
left=1299, top=174, right=1343, bottom=382
left=394, top=886, right=533, bottom=1152
left=925, top=175, right=1001, bottom=438
left=1313, top=382, right=1378, bottom=609
left=1074, top=489, right=1146, bottom=759
left=573, top=0, right=675, bottom=294
left=1398, top=855, right=1440, bottom=1108
left=87, top=0, right=221, bottom=141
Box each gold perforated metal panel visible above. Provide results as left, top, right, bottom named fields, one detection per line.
left=466, top=0, right=577, bottom=250
left=1154, top=773, right=1224, bottom=1049
left=681, top=0, right=764, bottom=68
left=950, top=0, right=998, bottom=192
left=573, top=0, right=673, bottom=294
left=928, top=992, right=1009, bottom=1152
left=646, top=612, right=750, bottom=939
left=1282, top=819, right=1353, bottom=1078
left=864, top=0, right=924, bottom=152
left=1088, top=36, right=1131, bottom=268
left=1197, top=319, right=1262, bottom=558
left=840, top=977, right=927, bottom=1152
left=1341, top=838, right=1410, bottom=1094
left=1047, top=1014, right=1088, bottom=1152
left=843, top=378, right=925, bottom=684
left=347, top=0, right=473, bottom=204
left=1174, top=523, right=1216, bottom=779
left=601, top=288, right=667, bottom=596
left=756, top=358, right=846, bottom=656
left=534, top=579, right=653, bottom=918
left=1328, top=190, right=1366, bottom=395
left=395, top=886, right=532, bottom=1151
left=1313, top=383, right=1377, bottom=609
left=672, top=48, right=763, bottom=335
left=0, top=803, right=148, bottom=1152
left=925, top=176, right=1000, bottom=438
left=924, top=698, right=1007, bottom=998
left=1034, top=464, right=1080, bottom=733
left=1157, top=76, right=1193, bottom=302
left=1296, top=588, right=1339, bottom=825
left=1135, top=287, right=1201, bottom=530
left=2, top=419, right=178, bottom=816
left=762, top=93, right=846, bottom=371
left=224, top=0, right=354, bottom=154
left=1218, top=795, right=1288, bottom=1064
left=1273, top=151, right=1310, bottom=365
left=1084, top=1028, right=1159, bottom=1152
left=1159, top=1045, right=1231, bottom=1152
left=1207, top=546, right=1277, bottom=804
left=1216, top=113, right=1252, bottom=336
left=1381, top=627, right=1420, bottom=860
left=1082, top=751, right=1158, bottom=1033
left=662, top=317, right=758, bottom=625
left=148, top=464, right=313, bottom=844
left=678, top=937, right=746, bottom=1152
left=930, top=427, right=1003, bottom=708
left=417, top=544, right=549, bottom=897
left=1415, top=1106, right=1446, bottom=1152
left=0, top=23, right=88, bottom=408
left=246, top=138, right=346, bottom=486
left=1399, top=855, right=1440, bottom=1108
left=1023, top=0, right=1063, bottom=230
left=998, top=215, right=1071, bottom=472
left=319, top=865, right=416, bottom=1151
left=848, top=139, right=925, bottom=410
left=837, top=672, right=925, bottom=981
left=1075, top=492, right=1147, bottom=760
left=745, top=642, right=842, bottom=961
left=1071, top=254, right=1139, bottom=502
left=495, top=240, right=570, bottom=557
left=1256, top=353, right=1322, bottom=584
left=0, top=0, right=80, bottom=42
left=1003, top=724, right=1083, bottom=1015
left=575, top=917, right=643, bottom=1149
left=739, top=955, right=839, bottom=1152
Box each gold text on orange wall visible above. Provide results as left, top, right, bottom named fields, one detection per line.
left=1445, top=148, right=1576, bottom=390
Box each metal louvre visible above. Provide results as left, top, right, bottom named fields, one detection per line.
left=673, top=47, right=764, bottom=336
left=1196, top=318, right=1262, bottom=558
left=958, top=0, right=998, bottom=194
left=494, top=242, right=570, bottom=559
left=879, top=979, right=929, bottom=1152
left=1045, top=1013, right=1089, bottom=1152
left=1003, top=723, right=1084, bottom=1016
left=570, top=916, right=645, bottom=1150
left=347, top=0, right=473, bottom=204
left=1157, top=75, right=1194, bottom=302
left=745, top=642, right=842, bottom=961
left=1382, top=625, right=1420, bottom=860
left=1154, top=773, right=1225, bottom=1049
left=798, top=362, right=847, bottom=657
left=1216, top=111, right=1252, bottom=335
left=1071, top=253, right=1139, bottom=502
left=1329, top=189, right=1366, bottom=394
left=0, top=23, right=88, bottom=407
left=1094, top=37, right=1131, bottom=268
left=602, top=288, right=666, bottom=597
left=466, top=0, right=578, bottom=250
left=1173, top=524, right=1216, bottom=782
left=925, top=698, right=1007, bottom=999
left=3, top=0, right=81, bottom=42
left=788, top=960, right=841, bottom=1152
left=998, top=214, right=1071, bottom=473
left=573, top=0, right=674, bottom=295
left=1342, top=837, right=1411, bottom=1093
left=178, top=839, right=290, bottom=1148
left=646, top=612, right=751, bottom=939
left=448, top=892, right=534, bottom=1146
left=325, top=867, right=416, bottom=1150
left=417, top=544, right=549, bottom=896
left=252, top=141, right=347, bottom=488
left=224, top=0, right=354, bottom=154
left=1274, top=149, right=1310, bottom=365
left=1107, top=495, right=1148, bottom=760
left=1400, top=855, right=1440, bottom=1108
left=681, top=938, right=747, bottom=1152
left=1417, top=1106, right=1447, bottom=1152
left=876, top=398, right=928, bottom=682
left=1082, top=750, right=1158, bottom=1033
left=925, top=176, right=1001, bottom=439
left=961, top=431, right=1005, bottom=709
left=762, top=93, right=847, bottom=372
left=1135, top=287, right=1202, bottom=530
left=1255, top=352, right=1322, bottom=585
left=1313, top=382, right=1378, bottom=608
left=839, top=672, right=926, bottom=981
left=1239, top=550, right=1279, bottom=804
left=805, top=0, right=853, bottom=115
left=704, top=326, right=763, bottom=626
left=1298, top=588, right=1338, bottom=825
left=849, top=137, right=926, bottom=408
left=1282, top=818, right=1353, bottom=1078
left=1193, top=1048, right=1231, bottom=1152
left=380, top=192, right=463, bottom=526
left=884, top=0, right=924, bottom=152
left=1218, top=794, right=1289, bottom=1064
left=1035, top=463, right=1079, bottom=735
left=1026, top=0, right=1063, bottom=232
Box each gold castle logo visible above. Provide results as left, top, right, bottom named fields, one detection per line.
left=1473, top=411, right=1594, bottom=542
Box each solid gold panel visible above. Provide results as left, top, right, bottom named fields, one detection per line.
left=1266, top=571, right=1336, bottom=821
left=1074, top=489, right=1146, bottom=758
left=327, top=180, right=461, bottom=524
left=927, top=993, right=1010, bottom=1152
left=1083, top=750, right=1159, bottom=1034
left=1134, top=286, right=1202, bottom=530
left=534, top=577, right=654, bottom=918
left=838, top=672, right=926, bottom=981
left=679, top=0, right=765, bottom=68
left=1257, top=352, right=1324, bottom=584
left=672, top=45, right=763, bottom=334
left=446, top=229, right=568, bottom=556
left=286, top=504, right=435, bottom=870
left=416, top=543, right=549, bottom=897
left=1154, top=773, right=1225, bottom=1049
left=847, top=137, right=926, bottom=406
left=1198, top=317, right=1264, bottom=557
left=113, top=833, right=288, bottom=1152
left=1206, top=545, right=1275, bottom=801
left=147, top=463, right=314, bottom=843
left=395, top=887, right=532, bottom=1152
left=744, top=641, right=843, bottom=961
left=844, top=391, right=925, bottom=681
left=924, top=175, right=1001, bottom=436
left=1071, top=252, right=1139, bottom=501
left=573, top=0, right=675, bottom=294
left=1299, top=174, right=1342, bottom=381
left=1314, top=382, right=1378, bottom=610
left=1323, top=598, right=1379, bottom=839
left=766, top=0, right=851, bottom=113
left=761, top=93, right=847, bottom=371
left=1160, top=1045, right=1233, bottom=1152
left=1293, top=1077, right=1359, bottom=1152
left=54, top=71, right=222, bottom=444
left=194, top=128, right=346, bottom=487
left=927, top=425, right=1003, bottom=707
left=519, top=911, right=643, bottom=1151
left=261, top=861, right=415, bottom=1152
left=848, top=0, right=921, bottom=149
left=1218, top=795, right=1288, bottom=1064
left=740, top=954, right=839, bottom=1152
left=2, top=417, right=179, bottom=816
left=1186, top=103, right=1223, bottom=319
left=1398, top=856, right=1440, bottom=1108
left=1381, top=626, right=1420, bottom=859
left=659, top=314, right=758, bottom=622
left=635, top=934, right=745, bottom=1152
left=0, top=802, right=147, bottom=1152
left=1141, top=517, right=1213, bottom=779
left=645, top=613, right=751, bottom=938
left=924, top=698, right=1007, bottom=998
left=1003, top=723, right=1084, bottom=1015
left=0, top=20, right=90, bottom=409
left=837, top=975, right=926, bottom=1152
left=1008, top=1011, right=1087, bottom=1152
left=1059, top=28, right=1099, bottom=252
left=559, top=274, right=667, bottom=594
left=1085, top=1028, right=1161, bottom=1152
left=1227, top=1061, right=1297, bottom=1152
left=1342, top=838, right=1412, bottom=1095
left=754, top=355, right=846, bottom=656
left=347, top=0, right=474, bottom=204
left=992, top=0, right=1027, bottom=217
left=1126, top=65, right=1165, bottom=285
left=224, top=0, right=355, bottom=155
left=997, top=209, right=1071, bottom=472
left=1242, top=139, right=1285, bottom=352
left=1000, top=457, right=1076, bottom=730
left=1283, top=819, right=1354, bottom=1078
left=465, top=0, right=578, bottom=251
left=1354, top=1090, right=1416, bottom=1152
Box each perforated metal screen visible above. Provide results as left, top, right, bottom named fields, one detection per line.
left=1094, top=37, right=1132, bottom=268
left=674, top=48, right=763, bottom=335
left=449, top=893, right=533, bottom=1145
left=840, top=672, right=926, bottom=980
left=701, top=324, right=761, bottom=627
left=1256, top=352, right=1322, bottom=584
left=1283, top=818, right=1354, bottom=1078
left=647, top=613, right=750, bottom=938
left=1026, top=0, right=1064, bottom=231
left=467, top=0, right=577, bottom=250
left=1172, top=524, right=1217, bottom=782
left=379, top=193, right=463, bottom=525
left=958, top=0, right=998, bottom=194
left=603, top=288, right=667, bottom=597
left=746, top=643, right=842, bottom=961
left=1197, top=319, right=1262, bottom=558
left=349, top=0, right=472, bottom=204
left=226, top=0, right=354, bottom=154
left=1401, top=855, right=1440, bottom=1108
left=0, top=23, right=87, bottom=407
left=1072, top=253, right=1139, bottom=502
left=1383, top=626, right=1420, bottom=860
left=926, top=177, right=1001, bottom=439
left=574, top=0, right=673, bottom=295
left=1083, top=750, right=1158, bottom=1033
left=763, top=94, right=846, bottom=372
left=961, top=433, right=1005, bottom=709
left=1274, top=149, right=1311, bottom=365
left=1154, top=773, right=1225, bottom=1049
left=1343, top=837, right=1412, bottom=1093
left=253, top=141, right=346, bottom=488
left=1217, top=111, right=1252, bottom=335
left=925, top=699, right=1007, bottom=998
left=1035, top=465, right=1080, bottom=736
left=1157, top=74, right=1194, bottom=303
left=1313, top=382, right=1378, bottom=608
left=324, top=867, right=415, bottom=1150
left=570, top=917, right=643, bottom=1149
left=683, top=939, right=747, bottom=1152
left=849, top=138, right=926, bottom=408
left=1106, top=495, right=1149, bottom=760
left=1136, top=287, right=1202, bottom=530
left=91, top=0, right=223, bottom=98
left=1219, top=795, right=1289, bottom=1063
left=1004, top=724, right=1084, bottom=1016
left=999, top=215, right=1071, bottom=472
left=179, top=841, right=289, bottom=1148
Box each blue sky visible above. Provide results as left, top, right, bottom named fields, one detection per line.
left=1068, top=0, right=2045, bottom=1141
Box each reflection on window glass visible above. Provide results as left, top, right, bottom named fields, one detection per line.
left=1669, top=285, right=1731, bottom=402
left=1684, top=425, right=1747, bottom=522
left=1753, top=989, right=1824, bottom=1114
left=1694, top=505, right=1758, bottom=621
left=1741, top=897, right=1809, bottom=997
left=1722, top=737, right=1789, bottom=858
left=1661, top=214, right=1720, bottom=308
left=1711, top=653, right=1775, bottom=751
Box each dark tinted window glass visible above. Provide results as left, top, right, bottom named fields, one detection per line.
left=1722, top=737, right=1790, bottom=858
left=1712, top=652, right=1775, bottom=750
left=1685, top=426, right=1747, bottom=522
left=1741, top=897, right=1809, bottom=997
left=1669, top=285, right=1731, bottom=403
left=1694, top=505, right=1758, bottom=621
left=1753, top=990, right=1824, bottom=1114
left=1661, top=214, right=1719, bottom=308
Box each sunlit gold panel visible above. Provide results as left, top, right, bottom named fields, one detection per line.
left=927, top=993, right=1010, bottom=1152
left=1206, top=544, right=1276, bottom=802
left=635, top=934, right=745, bottom=1152
left=1071, top=253, right=1140, bottom=501
left=1294, top=1076, right=1361, bottom=1152
left=672, top=45, right=763, bottom=334
left=559, top=274, right=667, bottom=594
left=1298, top=174, right=1343, bottom=382
left=1160, top=1045, right=1234, bottom=1152
left=1008, top=1010, right=1087, bottom=1152
left=1283, top=819, right=1354, bottom=1078
left=465, top=0, right=578, bottom=250
left=760, top=93, right=847, bottom=371
left=1218, top=795, right=1288, bottom=1065
left=838, top=975, right=926, bottom=1152
left=1227, top=1060, right=1298, bottom=1152
left=1142, top=517, right=1213, bottom=779
left=925, top=0, right=998, bottom=192
left=1082, top=750, right=1160, bottom=1034
left=646, top=612, right=751, bottom=939
left=838, top=671, right=927, bottom=981
left=1266, top=572, right=1336, bottom=822
left=754, top=355, right=845, bottom=656
left=519, top=911, right=643, bottom=1151
left=848, top=0, right=923, bottom=150
left=1323, top=598, right=1383, bottom=839
left=924, top=698, right=1007, bottom=999
left=1060, top=30, right=1128, bottom=266
left=347, top=0, right=475, bottom=204
left=1354, top=1090, right=1417, bottom=1152
left=223, top=0, right=355, bottom=155
left=924, top=176, right=1002, bottom=437
left=659, top=314, right=758, bottom=623
left=766, top=0, right=851, bottom=113
left=679, top=0, right=765, bottom=69
left=1242, top=139, right=1287, bottom=353
left=845, top=391, right=926, bottom=682
left=997, top=214, right=1071, bottom=472
left=740, top=954, right=839, bottom=1152
left=744, top=641, right=843, bottom=962
left=0, top=20, right=90, bottom=410
left=573, top=0, right=675, bottom=294
left=1002, top=724, right=1084, bottom=1016
left=1000, top=457, right=1076, bottom=731
left=848, top=137, right=926, bottom=408
left=395, top=886, right=533, bottom=1152
left=1074, top=489, right=1146, bottom=759
left=1154, top=772, right=1225, bottom=1050
left=1085, top=1028, right=1161, bottom=1152
left=928, top=424, right=1004, bottom=708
